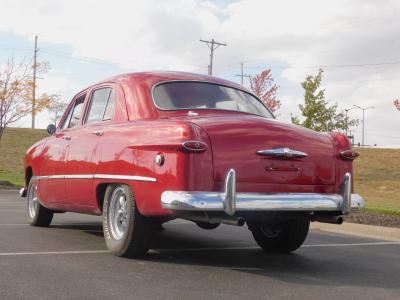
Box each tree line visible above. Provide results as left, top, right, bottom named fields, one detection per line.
left=249, top=68, right=358, bottom=133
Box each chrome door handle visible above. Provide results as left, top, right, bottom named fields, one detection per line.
left=92, top=130, right=103, bottom=136
left=62, top=135, right=71, bottom=141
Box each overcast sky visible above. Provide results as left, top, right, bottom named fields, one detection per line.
left=0, top=0, right=399, bottom=146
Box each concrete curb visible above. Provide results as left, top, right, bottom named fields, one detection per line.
left=0, top=180, right=18, bottom=190
left=311, top=221, right=400, bottom=241
left=0, top=187, right=19, bottom=191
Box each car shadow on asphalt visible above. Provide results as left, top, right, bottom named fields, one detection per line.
left=145, top=228, right=399, bottom=289
left=50, top=223, right=104, bottom=237
left=48, top=222, right=399, bottom=290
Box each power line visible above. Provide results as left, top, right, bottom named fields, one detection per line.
left=213, top=59, right=400, bottom=71
left=40, top=48, right=113, bottom=66
left=199, top=38, right=227, bottom=76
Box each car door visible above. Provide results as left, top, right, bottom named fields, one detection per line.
left=64, top=86, right=116, bottom=210
left=38, top=94, right=86, bottom=205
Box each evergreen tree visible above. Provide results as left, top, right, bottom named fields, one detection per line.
left=292, top=69, right=358, bottom=132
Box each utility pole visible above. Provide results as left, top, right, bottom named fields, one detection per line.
left=235, top=62, right=251, bottom=86
left=199, top=38, right=227, bottom=76
left=32, top=35, right=38, bottom=129
left=353, top=105, right=374, bottom=147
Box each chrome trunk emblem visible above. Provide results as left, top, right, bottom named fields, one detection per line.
left=256, top=147, right=308, bottom=159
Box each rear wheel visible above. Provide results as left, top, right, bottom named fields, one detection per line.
left=250, top=218, right=310, bottom=253
left=195, top=221, right=220, bottom=230
left=27, top=179, right=53, bottom=227
left=103, top=184, right=155, bottom=257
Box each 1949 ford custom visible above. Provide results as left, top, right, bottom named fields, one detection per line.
left=21, top=71, right=364, bottom=257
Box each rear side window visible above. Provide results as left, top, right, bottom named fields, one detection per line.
left=86, top=87, right=115, bottom=124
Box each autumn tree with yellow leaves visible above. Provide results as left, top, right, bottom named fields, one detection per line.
left=0, top=57, right=57, bottom=142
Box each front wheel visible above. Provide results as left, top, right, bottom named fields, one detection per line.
left=250, top=218, right=310, bottom=253
left=27, top=179, right=53, bottom=227
left=103, top=184, right=155, bottom=257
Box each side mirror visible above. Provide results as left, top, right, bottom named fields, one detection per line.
left=47, top=124, right=57, bottom=135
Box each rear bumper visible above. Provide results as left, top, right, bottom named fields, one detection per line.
left=161, top=170, right=364, bottom=216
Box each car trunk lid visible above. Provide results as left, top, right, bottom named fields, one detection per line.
left=190, top=113, right=335, bottom=185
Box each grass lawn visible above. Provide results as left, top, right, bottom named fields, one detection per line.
left=353, top=148, right=400, bottom=215
left=0, top=128, right=399, bottom=214
left=0, top=128, right=47, bottom=187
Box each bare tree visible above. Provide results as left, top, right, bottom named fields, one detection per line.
left=0, top=57, right=57, bottom=142
left=48, top=95, right=67, bottom=126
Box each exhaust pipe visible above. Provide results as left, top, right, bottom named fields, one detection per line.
left=222, top=217, right=245, bottom=227
left=311, top=215, right=344, bottom=225
left=182, top=214, right=245, bottom=227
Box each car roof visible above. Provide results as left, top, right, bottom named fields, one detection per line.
left=100, top=71, right=245, bottom=89
left=72, top=71, right=250, bottom=100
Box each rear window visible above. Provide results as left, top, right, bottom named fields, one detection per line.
left=152, top=81, right=273, bottom=118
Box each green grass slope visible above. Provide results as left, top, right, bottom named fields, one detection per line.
left=0, top=128, right=47, bottom=186
left=354, top=148, right=400, bottom=215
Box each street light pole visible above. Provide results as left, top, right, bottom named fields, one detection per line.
left=344, top=107, right=356, bottom=137
left=353, top=105, right=374, bottom=147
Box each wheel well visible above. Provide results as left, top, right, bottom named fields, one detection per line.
left=25, top=167, right=33, bottom=186
left=96, top=183, right=109, bottom=212
left=96, top=183, right=141, bottom=214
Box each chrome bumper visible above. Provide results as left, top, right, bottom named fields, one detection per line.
left=161, top=170, right=364, bottom=216
left=19, top=187, right=27, bottom=197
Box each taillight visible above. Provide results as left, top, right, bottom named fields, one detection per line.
left=182, top=141, right=208, bottom=152
left=340, top=150, right=359, bottom=160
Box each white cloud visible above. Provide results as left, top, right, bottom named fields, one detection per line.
left=1, top=0, right=399, bottom=145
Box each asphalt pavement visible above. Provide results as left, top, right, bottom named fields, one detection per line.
left=0, top=189, right=399, bottom=300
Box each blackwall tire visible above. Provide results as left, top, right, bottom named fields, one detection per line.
left=103, top=184, right=154, bottom=257
left=251, top=219, right=310, bottom=253
left=27, top=179, right=53, bottom=227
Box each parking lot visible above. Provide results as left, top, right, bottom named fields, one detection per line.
left=0, top=190, right=399, bottom=300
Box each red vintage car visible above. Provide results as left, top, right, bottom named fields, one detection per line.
left=21, top=71, right=364, bottom=257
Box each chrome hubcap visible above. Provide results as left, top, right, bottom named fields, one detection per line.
left=28, top=181, right=39, bottom=219
left=109, top=187, right=128, bottom=240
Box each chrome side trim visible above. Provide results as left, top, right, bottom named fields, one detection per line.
left=33, top=175, right=65, bottom=180
left=257, top=148, right=308, bottom=159
left=32, top=174, right=156, bottom=182
left=161, top=169, right=364, bottom=214
left=65, top=175, right=93, bottom=179
left=93, top=174, right=157, bottom=182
